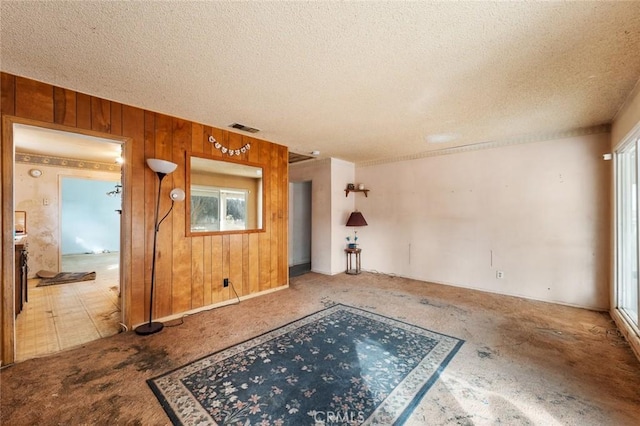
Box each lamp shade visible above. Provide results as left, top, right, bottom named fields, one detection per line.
left=346, top=211, right=368, bottom=227
left=147, top=158, right=178, bottom=174
left=170, top=188, right=186, bottom=201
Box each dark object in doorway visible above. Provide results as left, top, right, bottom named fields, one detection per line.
left=36, top=271, right=96, bottom=287
left=289, top=262, right=311, bottom=277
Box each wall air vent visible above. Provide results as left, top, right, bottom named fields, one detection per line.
left=229, top=123, right=260, bottom=133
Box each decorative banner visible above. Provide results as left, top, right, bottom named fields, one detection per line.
left=208, top=135, right=250, bottom=157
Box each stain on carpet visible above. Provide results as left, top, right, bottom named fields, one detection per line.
left=89, top=394, right=126, bottom=423
left=61, top=345, right=170, bottom=392
left=112, top=344, right=170, bottom=372
left=477, top=349, right=493, bottom=359
left=420, top=298, right=469, bottom=317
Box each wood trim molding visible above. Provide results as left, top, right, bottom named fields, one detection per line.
left=1, top=115, right=130, bottom=365
left=1, top=116, right=15, bottom=365
left=610, top=308, right=640, bottom=363
left=357, top=124, right=611, bottom=168
left=131, top=284, right=290, bottom=329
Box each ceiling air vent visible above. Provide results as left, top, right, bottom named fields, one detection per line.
left=229, top=123, right=260, bottom=133
left=289, top=152, right=316, bottom=164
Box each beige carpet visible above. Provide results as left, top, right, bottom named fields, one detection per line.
left=2, top=272, right=639, bottom=425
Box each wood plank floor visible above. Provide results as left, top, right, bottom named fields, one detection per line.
left=15, top=252, right=121, bottom=362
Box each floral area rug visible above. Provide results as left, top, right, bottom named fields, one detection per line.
left=148, top=304, right=464, bottom=425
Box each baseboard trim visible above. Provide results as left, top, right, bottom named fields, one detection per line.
left=610, top=309, right=640, bottom=363
left=360, top=270, right=609, bottom=312
left=310, top=268, right=334, bottom=275
left=132, top=285, right=289, bottom=330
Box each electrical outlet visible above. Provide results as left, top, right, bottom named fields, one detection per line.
left=496, top=271, right=505, bottom=279
left=223, top=278, right=229, bottom=287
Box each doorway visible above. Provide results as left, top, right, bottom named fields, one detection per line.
left=289, top=181, right=312, bottom=277
left=12, top=122, right=125, bottom=362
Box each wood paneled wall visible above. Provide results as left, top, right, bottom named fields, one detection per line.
left=0, top=72, right=288, bottom=364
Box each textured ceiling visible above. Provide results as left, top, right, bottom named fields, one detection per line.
left=2, top=2, right=640, bottom=164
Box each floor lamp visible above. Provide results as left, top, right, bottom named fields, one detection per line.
left=135, top=158, right=185, bottom=335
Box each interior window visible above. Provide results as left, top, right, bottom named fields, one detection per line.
left=188, top=155, right=263, bottom=235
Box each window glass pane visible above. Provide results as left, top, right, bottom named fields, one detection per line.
left=191, top=186, right=249, bottom=232
left=618, top=143, right=639, bottom=325
left=221, top=190, right=247, bottom=231
left=191, top=188, right=220, bottom=232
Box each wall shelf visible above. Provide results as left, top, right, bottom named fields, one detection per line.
left=345, top=188, right=369, bottom=197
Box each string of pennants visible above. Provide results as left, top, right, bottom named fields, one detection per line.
left=208, top=135, right=251, bottom=157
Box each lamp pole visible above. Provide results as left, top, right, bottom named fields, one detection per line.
left=135, top=158, right=182, bottom=335
left=135, top=171, right=167, bottom=335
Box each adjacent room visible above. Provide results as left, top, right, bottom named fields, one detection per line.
left=13, top=124, right=124, bottom=362
left=1, top=2, right=639, bottom=425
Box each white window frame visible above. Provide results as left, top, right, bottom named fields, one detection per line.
left=190, top=185, right=248, bottom=232
left=615, top=137, right=640, bottom=329
left=613, top=123, right=640, bottom=360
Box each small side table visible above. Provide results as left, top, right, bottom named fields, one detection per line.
left=345, top=248, right=362, bottom=275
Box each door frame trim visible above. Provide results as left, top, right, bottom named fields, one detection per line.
left=1, top=115, right=132, bottom=365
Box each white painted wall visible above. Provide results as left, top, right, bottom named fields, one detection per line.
left=330, top=158, right=356, bottom=274
left=14, top=163, right=120, bottom=276
left=356, top=133, right=612, bottom=309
